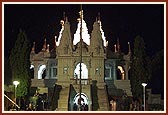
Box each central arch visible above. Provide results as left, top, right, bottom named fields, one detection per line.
left=74, top=63, right=88, bottom=79
left=73, top=93, right=89, bottom=111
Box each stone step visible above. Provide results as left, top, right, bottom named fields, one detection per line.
left=56, top=108, right=68, bottom=111
left=98, top=102, right=109, bottom=106
left=97, top=88, right=109, bottom=111
left=57, top=87, right=70, bottom=111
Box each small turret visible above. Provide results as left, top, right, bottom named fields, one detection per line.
left=114, top=44, right=117, bottom=53
left=55, top=36, right=57, bottom=47
left=117, top=38, right=120, bottom=52
left=47, top=44, right=50, bottom=52
left=42, top=38, right=47, bottom=51
left=128, top=42, right=131, bottom=54
left=31, top=42, right=35, bottom=53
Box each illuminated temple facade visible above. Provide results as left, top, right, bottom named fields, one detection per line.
left=30, top=12, right=132, bottom=111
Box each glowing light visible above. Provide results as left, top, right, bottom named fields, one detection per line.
left=118, top=66, right=124, bottom=74
left=98, top=20, right=107, bottom=47
left=142, top=83, right=147, bottom=87
left=106, top=41, right=108, bottom=47
left=38, top=65, right=46, bottom=79
left=13, top=81, right=20, bottom=86
left=13, top=81, right=20, bottom=103
left=56, top=23, right=64, bottom=46
left=142, top=82, right=147, bottom=111
left=73, top=19, right=90, bottom=46
left=74, top=63, right=88, bottom=79
left=30, top=65, right=34, bottom=69
left=74, top=93, right=88, bottom=105
left=118, top=66, right=125, bottom=80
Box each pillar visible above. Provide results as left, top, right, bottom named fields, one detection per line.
left=45, top=61, right=50, bottom=79
left=112, top=60, right=117, bottom=80
left=124, top=61, right=130, bottom=80
left=34, top=64, right=38, bottom=79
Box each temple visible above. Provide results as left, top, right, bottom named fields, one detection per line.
left=30, top=10, right=132, bottom=111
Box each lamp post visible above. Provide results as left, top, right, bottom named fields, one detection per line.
left=13, top=81, right=20, bottom=106
left=141, top=83, right=147, bottom=111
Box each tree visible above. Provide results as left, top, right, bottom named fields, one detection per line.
left=150, top=49, right=164, bottom=98
left=130, top=35, right=151, bottom=108
left=4, top=57, right=12, bottom=85
left=9, top=29, right=31, bottom=99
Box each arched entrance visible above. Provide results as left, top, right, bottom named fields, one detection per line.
left=38, top=65, right=46, bottom=79
left=117, top=66, right=125, bottom=80
left=73, top=93, right=89, bottom=111
left=30, top=65, right=34, bottom=79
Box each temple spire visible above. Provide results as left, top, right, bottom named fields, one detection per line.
left=31, top=42, right=35, bottom=53
left=47, top=44, right=50, bottom=52
left=42, top=38, right=47, bottom=51
left=73, top=8, right=90, bottom=46
left=60, top=12, right=65, bottom=26
left=79, top=9, right=83, bottom=19
left=117, top=38, right=120, bottom=52
left=114, top=44, right=117, bottom=52
left=55, top=36, right=57, bottom=47
left=128, top=42, right=131, bottom=54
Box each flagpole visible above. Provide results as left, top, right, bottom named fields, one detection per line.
left=79, top=4, right=83, bottom=111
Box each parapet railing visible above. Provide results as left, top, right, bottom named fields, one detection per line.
left=70, top=78, right=92, bottom=85
left=4, top=94, right=20, bottom=109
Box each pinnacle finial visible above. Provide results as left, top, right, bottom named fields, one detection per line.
left=31, top=42, right=35, bottom=53
left=79, top=4, right=83, bottom=19
left=47, top=44, right=50, bottom=52
left=117, top=38, right=120, bottom=52
left=60, top=12, right=66, bottom=26
left=114, top=44, right=117, bottom=52
left=128, top=42, right=131, bottom=54
left=79, top=10, right=83, bottom=19
left=42, top=38, right=47, bottom=51
left=55, top=36, right=57, bottom=47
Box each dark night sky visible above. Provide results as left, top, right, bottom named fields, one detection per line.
left=4, top=3, right=164, bottom=57
left=4, top=3, right=165, bottom=98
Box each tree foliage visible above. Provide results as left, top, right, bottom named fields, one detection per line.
left=130, top=35, right=151, bottom=100
left=9, top=29, right=31, bottom=98
left=4, top=57, right=12, bottom=85
left=151, top=49, right=164, bottom=97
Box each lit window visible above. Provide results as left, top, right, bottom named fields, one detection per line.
left=51, top=67, right=57, bottom=78
left=105, top=63, right=112, bottom=79
left=74, top=63, right=88, bottom=79
left=63, top=67, right=68, bottom=74
left=95, top=68, right=99, bottom=74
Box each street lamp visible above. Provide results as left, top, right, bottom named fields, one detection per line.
left=13, top=81, right=20, bottom=105
left=142, top=83, right=147, bottom=111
